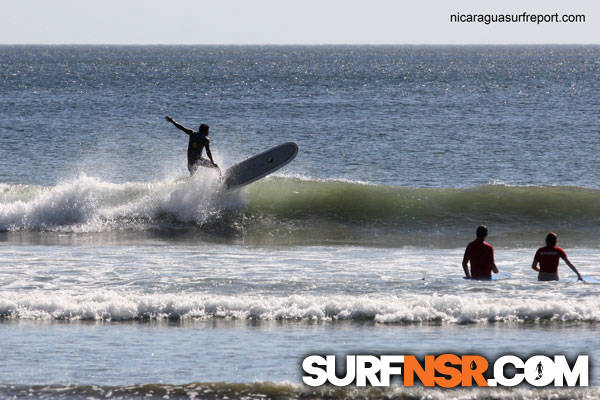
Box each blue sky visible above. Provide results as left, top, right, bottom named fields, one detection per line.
left=1, top=0, right=597, bottom=44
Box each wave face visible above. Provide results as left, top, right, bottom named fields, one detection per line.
left=246, top=178, right=600, bottom=224
left=1, top=292, right=599, bottom=325
left=2, top=175, right=600, bottom=246
left=0, top=382, right=597, bottom=400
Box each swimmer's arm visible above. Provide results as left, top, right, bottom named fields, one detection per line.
left=531, top=258, right=540, bottom=272
left=165, top=116, right=193, bottom=135
left=462, top=258, right=471, bottom=279
left=563, top=256, right=583, bottom=281
left=491, top=262, right=499, bottom=274
left=490, top=250, right=499, bottom=274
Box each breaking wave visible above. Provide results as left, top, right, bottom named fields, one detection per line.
left=0, top=173, right=242, bottom=232
left=2, top=175, right=600, bottom=245
left=1, top=291, right=599, bottom=325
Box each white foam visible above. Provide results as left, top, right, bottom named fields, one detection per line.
left=267, top=173, right=376, bottom=187
left=0, top=173, right=246, bottom=232
left=1, top=291, right=599, bottom=323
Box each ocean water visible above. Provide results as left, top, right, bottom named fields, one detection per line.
left=1, top=45, right=600, bottom=399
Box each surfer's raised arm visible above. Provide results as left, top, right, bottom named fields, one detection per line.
left=165, top=116, right=193, bottom=135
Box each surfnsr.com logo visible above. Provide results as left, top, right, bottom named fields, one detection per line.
left=302, top=354, right=588, bottom=387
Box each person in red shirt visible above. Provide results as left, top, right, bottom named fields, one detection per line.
left=462, top=225, right=499, bottom=280
left=532, top=232, right=583, bottom=281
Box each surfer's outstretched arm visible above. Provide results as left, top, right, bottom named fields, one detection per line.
left=165, top=116, right=193, bottom=135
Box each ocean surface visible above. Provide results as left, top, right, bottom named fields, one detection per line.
left=1, top=45, right=600, bottom=399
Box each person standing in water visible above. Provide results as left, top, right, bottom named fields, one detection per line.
left=462, top=225, right=499, bottom=280
left=165, top=116, right=219, bottom=175
left=532, top=232, right=583, bottom=281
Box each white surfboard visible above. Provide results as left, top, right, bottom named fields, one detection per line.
left=460, top=272, right=512, bottom=281
left=567, top=276, right=598, bottom=283
left=223, top=142, right=298, bottom=190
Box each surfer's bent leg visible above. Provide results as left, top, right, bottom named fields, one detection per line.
left=188, top=158, right=215, bottom=175
left=188, top=162, right=198, bottom=176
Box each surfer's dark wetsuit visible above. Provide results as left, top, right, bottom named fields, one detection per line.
left=165, top=116, right=219, bottom=175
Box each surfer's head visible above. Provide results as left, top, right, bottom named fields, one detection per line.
left=545, top=232, right=557, bottom=246
left=476, top=225, right=488, bottom=239
left=199, top=124, right=209, bottom=135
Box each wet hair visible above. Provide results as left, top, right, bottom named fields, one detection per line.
left=199, top=124, right=209, bottom=135
left=476, top=225, right=488, bottom=239
left=545, top=232, right=557, bottom=246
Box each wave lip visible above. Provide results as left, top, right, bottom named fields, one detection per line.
left=1, top=292, right=599, bottom=325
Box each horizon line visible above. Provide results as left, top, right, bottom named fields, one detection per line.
left=1, top=43, right=599, bottom=46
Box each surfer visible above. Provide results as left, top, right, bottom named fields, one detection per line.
left=462, top=225, right=499, bottom=280
left=165, top=116, right=219, bottom=175
left=532, top=232, right=583, bottom=281
left=535, top=361, right=543, bottom=380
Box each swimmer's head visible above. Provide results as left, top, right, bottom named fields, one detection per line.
left=476, top=225, right=488, bottom=239
left=545, top=232, right=557, bottom=246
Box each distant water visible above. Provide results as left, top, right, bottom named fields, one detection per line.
left=1, top=45, right=599, bottom=399
left=1, top=45, right=599, bottom=187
